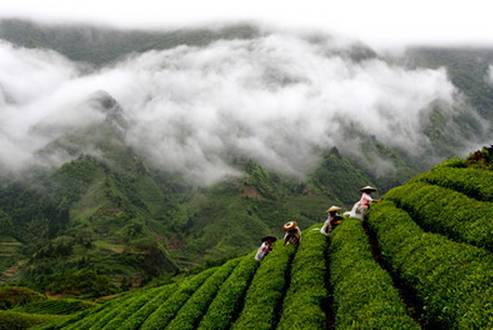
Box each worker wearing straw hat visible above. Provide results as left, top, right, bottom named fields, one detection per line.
left=359, top=185, right=377, bottom=215
left=255, top=236, right=277, bottom=261
left=321, top=206, right=343, bottom=235
left=282, top=220, right=301, bottom=247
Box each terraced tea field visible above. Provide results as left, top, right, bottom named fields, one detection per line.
left=5, top=155, right=493, bottom=329
left=0, top=237, right=22, bottom=283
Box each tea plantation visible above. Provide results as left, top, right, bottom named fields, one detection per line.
left=3, top=150, right=493, bottom=329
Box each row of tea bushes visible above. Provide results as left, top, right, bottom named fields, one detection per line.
left=330, top=218, right=419, bottom=329
left=277, top=225, right=328, bottom=330
left=166, top=258, right=240, bottom=330
left=140, top=268, right=217, bottom=330
left=198, top=253, right=259, bottom=330
left=232, top=240, right=296, bottom=330
left=413, top=166, right=493, bottom=201
left=369, top=201, right=493, bottom=328
left=385, top=182, right=493, bottom=250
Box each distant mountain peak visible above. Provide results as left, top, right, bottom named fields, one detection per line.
left=88, top=90, right=128, bottom=132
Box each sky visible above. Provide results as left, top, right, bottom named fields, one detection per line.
left=0, top=0, right=492, bottom=48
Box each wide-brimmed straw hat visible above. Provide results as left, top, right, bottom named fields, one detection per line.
left=282, top=221, right=298, bottom=232
left=326, top=206, right=342, bottom=213
left=360, top=185, right=377, bottom=193
left=261, top=236, right=277, bottom=243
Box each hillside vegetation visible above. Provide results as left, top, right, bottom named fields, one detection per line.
left=4, top=147, right=489, bottom=329
left=3, top=20, right=493, bottom=299
left=0, top=135, right=371, bottom=297
left=0, top=87, right=375, bottom=297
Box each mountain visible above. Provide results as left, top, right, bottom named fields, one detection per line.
left=405, top=47, right=493, bottom=120
left=0, top=90, right=374, bottom=296
left=1, top=19, right=493, bottom=301
left=0, top=19, right=259, bottom=65
left=0, top=146, right=486, bottom=329
left=1, top=19, right=490, bottom=169
left=0, top=140, right=373, bottom=297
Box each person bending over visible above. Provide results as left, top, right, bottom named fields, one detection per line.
left=255, top=236, right=277, bottom=261
left=283, top=221, right=301, bottom=247
left=321, top=205, right=343, bottom=235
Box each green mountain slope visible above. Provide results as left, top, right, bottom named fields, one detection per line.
left=0, top=91, right=379, bottom=296
left=0, top=118, right=372, bottom=297
left=0, top=93, right=181, bottom=296
left=2, top=19, right=493, bottom=318
left=12, top=146, right=492, bottom=329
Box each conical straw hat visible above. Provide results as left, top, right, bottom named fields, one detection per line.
left=360, top=185, right=377, bottom=192
left=282, top=221, right=298, bottom=232
left=326, top=206, right=342, bottom=213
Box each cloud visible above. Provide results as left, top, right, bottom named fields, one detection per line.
left=0, top=41, right=83, bottom=169
left=0, top=32, right=460, bottom=184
